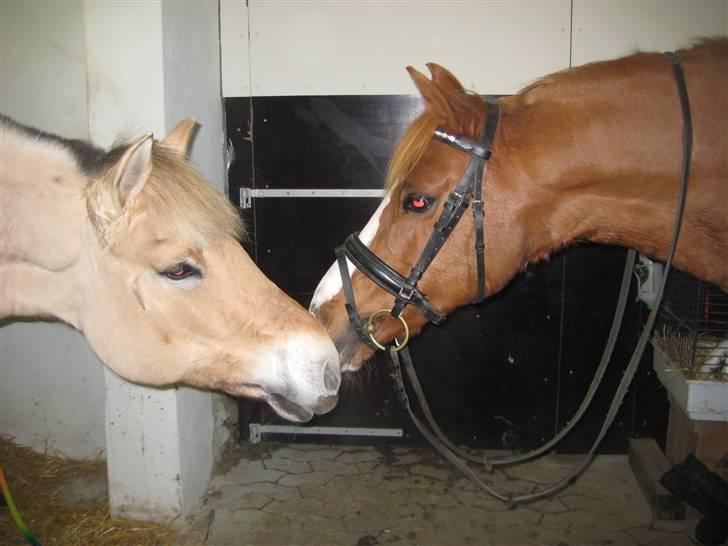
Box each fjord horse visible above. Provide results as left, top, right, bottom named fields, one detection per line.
left=311, top=38, right=727, bottom=371
left=0, top=116, right=340, bottom=421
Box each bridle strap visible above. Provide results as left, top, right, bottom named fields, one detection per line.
left=340, top=234, right=446, bottom=324
left=472, top=103, right=499, bottom=303
left=391, top=162, right=477, bottom=317
left=335, top=103, right=500, bottom=341
left=336, top=246, right=380, bottom=351
left=391, top=103, right=500, bottom=316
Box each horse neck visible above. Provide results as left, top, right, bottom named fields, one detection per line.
left=499, top=45, right=727, bottom=290
left=0, top=130, right=90, bottom=326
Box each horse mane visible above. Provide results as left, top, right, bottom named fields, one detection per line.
left=0, top=114, right=110, bottom=175
left=132, top=144, right=245, bottom=243
left=384, top=112, right=439, bottom=191
left=1, top=115, right=243, bottom=244
left=518, top=37, right=728, bottom=103
left=384, top=90, right=487, bottom=192
left=85, top=142, right=245, bottom=244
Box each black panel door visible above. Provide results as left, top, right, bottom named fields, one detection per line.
left=225, top=96, right=668, bottom=454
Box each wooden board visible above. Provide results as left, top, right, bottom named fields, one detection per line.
left=629, top=438, right=685, bottom=520
left=666, top=395, right=728, bottom=481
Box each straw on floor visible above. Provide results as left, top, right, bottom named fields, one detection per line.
left=0, top=436, right=178, bottom=546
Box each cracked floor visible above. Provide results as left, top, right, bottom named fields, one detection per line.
left=188, top=443, right=700, bottom=546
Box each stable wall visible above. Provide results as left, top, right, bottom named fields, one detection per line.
left=220, top=0, right=727, bottom=450
left=221, top=0, right=726, bottom=97
left=1, top=0, right=231, bottom=520
left=0, top=0, right=106, bottom=460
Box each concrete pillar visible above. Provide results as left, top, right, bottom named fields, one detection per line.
left=84, top=0, right=226, bottom=520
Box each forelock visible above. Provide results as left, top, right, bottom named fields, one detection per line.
left=141, top=145, right=245, bottom=244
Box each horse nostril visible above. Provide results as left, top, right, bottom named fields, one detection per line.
left=323, top=362, right=341, bottom=392
left=314, top=393, right=339, bottom=415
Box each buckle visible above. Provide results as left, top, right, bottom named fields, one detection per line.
left=398, top=284, right=416, bottom=302
left=448, top=191, right=464, bottom=203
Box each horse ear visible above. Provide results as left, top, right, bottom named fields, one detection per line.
left=161, top=118, right=197, bottom=158
left=112, top=134, right=153, bottom=210
left=407, top=66, right=459, bottom=130
left=426, top=63, right=465, bottom=96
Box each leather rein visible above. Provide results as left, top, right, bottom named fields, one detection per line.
left=334, top=52, right=693, bottom=506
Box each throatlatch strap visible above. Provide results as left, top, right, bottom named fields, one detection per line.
left=393, top=103, right=501, bottom=315
left=472, top=103, right=499, bottom=303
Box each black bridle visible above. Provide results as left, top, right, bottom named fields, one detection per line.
left=336, top=103, right=500, bottom=350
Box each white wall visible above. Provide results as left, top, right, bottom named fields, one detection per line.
left=572, top=0, right=728, bottom=66
left=222, top=0, right=572, bottom=96
left=162, top=1, right=226, bottom=190
left=0, top=0, right=106, bottom=459
left=221, top=0, right=727, bottom=97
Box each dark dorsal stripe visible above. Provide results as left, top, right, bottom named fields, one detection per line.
left=0, top=114, right=127, bottom=176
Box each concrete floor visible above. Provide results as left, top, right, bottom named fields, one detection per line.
left=186, top=442, right=701, bottom=546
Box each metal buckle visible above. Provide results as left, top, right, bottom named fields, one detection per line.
left=398, top=284, right=416, bottom=302
left=448, top=191, right=464, bottom=203
left=472, top=199, right=484, bottom=216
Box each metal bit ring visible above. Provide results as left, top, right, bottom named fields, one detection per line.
left=366, top=309, right=410, bottom=352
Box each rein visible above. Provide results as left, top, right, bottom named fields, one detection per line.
left=336, top=52, right=693, bottom=506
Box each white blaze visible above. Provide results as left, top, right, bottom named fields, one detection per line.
left=310, top=193, right=391, bottom=312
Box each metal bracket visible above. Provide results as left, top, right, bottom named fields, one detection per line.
left=239, top=187, right=386, bottom=209
left=248, top=423, right=403, bottom=444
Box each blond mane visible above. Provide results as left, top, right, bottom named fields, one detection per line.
left=142, top=145, right=244, bottom=243
left=87, top=143, right=244, bottom=245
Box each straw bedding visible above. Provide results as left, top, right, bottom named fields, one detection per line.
left=0, top=436, right=179, bottom=545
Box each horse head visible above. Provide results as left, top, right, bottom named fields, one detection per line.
left=311, top=42, right=728, bottom=372
left=0, top=117, right=341, bottom=422
left=310, top=65, right=521, bottom=370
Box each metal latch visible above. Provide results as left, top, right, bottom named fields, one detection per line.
left=239, top=187, right=386, bottom=209
left=248, top=423, right=403, bottom=443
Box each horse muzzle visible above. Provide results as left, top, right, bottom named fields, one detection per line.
left=265, top=391, right=339, bottom=423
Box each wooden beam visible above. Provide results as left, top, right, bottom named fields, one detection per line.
left=629, top=438, right=686, bottom=520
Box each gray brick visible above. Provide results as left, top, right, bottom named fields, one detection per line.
left=264, top=456, right=312, bottom=474
left=311, top=459, right=361, bottom=476
left=278, top=471, right=334, bottom=486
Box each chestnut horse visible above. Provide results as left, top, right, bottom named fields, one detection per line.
left=311, top=38, right=727, bottom=371
left=0, top=116, right=340, bottom=422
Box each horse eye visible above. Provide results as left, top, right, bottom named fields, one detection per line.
left=161, top=262, right=201, bottom=281
left=403, top=193, right=434, bottom=213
